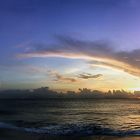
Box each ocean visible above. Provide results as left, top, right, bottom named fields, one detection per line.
left=0, top=98, right=140, bottom=137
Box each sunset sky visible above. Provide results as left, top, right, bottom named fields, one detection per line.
left=0, top=0, right=140, bottom=91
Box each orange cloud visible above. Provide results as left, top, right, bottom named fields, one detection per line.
left=17, top=36, right=140, bottom=77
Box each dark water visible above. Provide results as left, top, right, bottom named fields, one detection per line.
left=0, top=98, right=140, bottom=136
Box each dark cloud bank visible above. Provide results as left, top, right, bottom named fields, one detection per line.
left=0, top=87, right=140, bottom=99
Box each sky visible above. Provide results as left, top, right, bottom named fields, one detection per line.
left=0, top=0, right=140, bottom=91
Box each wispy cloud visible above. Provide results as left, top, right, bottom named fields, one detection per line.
left=55, top=73, right=77, bottom=82
left=78, top=73, right=103, bottom=79
left=48, top=70, right=77, bottom=83
left=17, top=36, right=140, bottom=77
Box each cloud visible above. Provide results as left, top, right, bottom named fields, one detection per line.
left=47, top=70, right=103, bottom=82
left=48, top=70, right=77, bottom=83
left=55, top=73, right=77, bottom=82
left=78, top=73, right=103, bottom=79
left=17, top=36, right=140, bottom=77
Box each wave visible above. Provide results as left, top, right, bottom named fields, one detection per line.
left=0, top=122, right=140, bottom=136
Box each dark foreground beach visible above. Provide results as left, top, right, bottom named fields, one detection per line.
left=0, top=128, right=140, bottom=140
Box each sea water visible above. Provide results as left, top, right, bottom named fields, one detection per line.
left=0, top=98, right=140, bottom=136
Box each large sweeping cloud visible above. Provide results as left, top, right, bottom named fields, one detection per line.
left=18, top=36, right=140, bottom=77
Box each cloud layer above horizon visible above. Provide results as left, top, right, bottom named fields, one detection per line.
left=18, top=36, right=140, bottom=77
